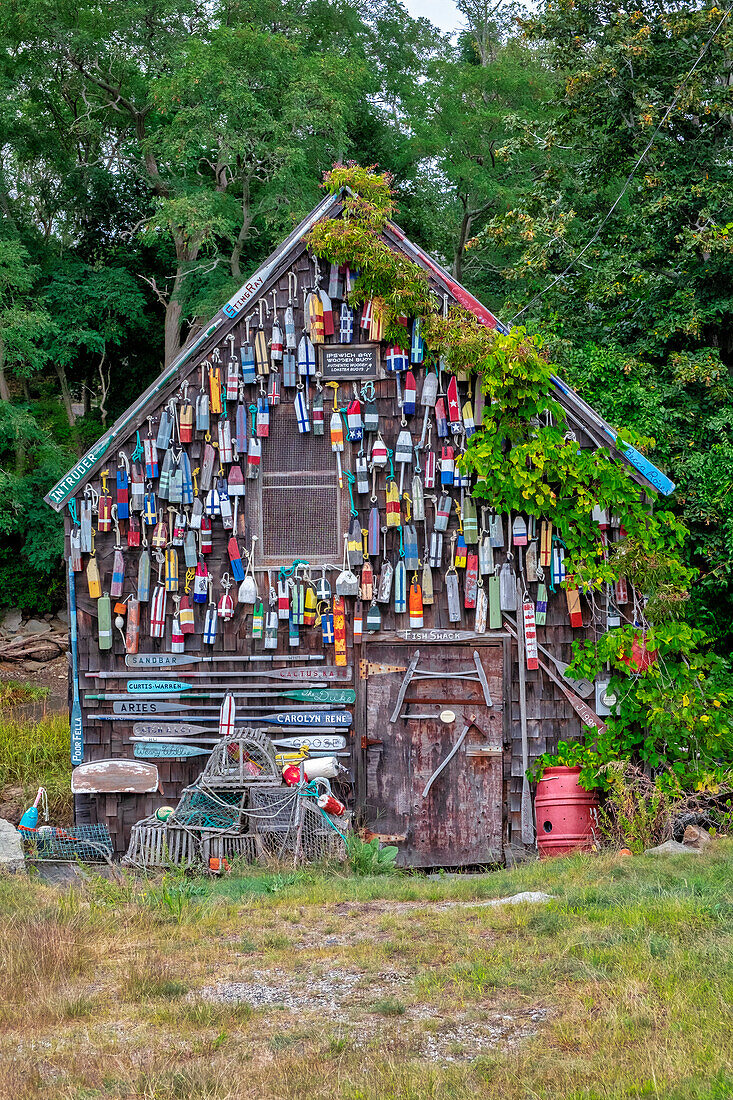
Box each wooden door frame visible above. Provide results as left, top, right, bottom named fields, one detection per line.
left=354, top=632, right=511, bottom=824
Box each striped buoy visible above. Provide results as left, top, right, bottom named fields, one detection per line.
left=360, top=561, right=374, bottom=602
left=98, top=594, right=112, bottom=651
left=440, top=445, right=454, bottom=486
left=346, top=398, right=362, bottom=442
left=228, top=537, right=244, bottom=582
left=339, top=303, right=354, bottom=343
left=111, top=549, right=125, bottom=598
left=464, top=552, right=478, bottom=608
left=165, top=548, right=178, bottom=592
left=278, top=579, right=290, bottom=620
left=150, top=586, right=167, bottom=638
left=386, top=481, right=401, bottom=527
left=320, top=289, right=334, bottom=336
left=200, top=516, right=213, bottom=554
left=203, top=602, right=218, bottom=645
left=434, top=397, right=449, bottom=438
left=394, top=560, right=407, bottom=614
left=256, top=396, right=269, bottom=437
left=219, top=693, right=236, bottom=738
left=294, top=388, right=310, bottom=434
left=403, top=371, right=417, bottom=416
left=512, top=514, right=528, bottom=547
left=435, top=493, right=451, bottom=531
left=171, top=614, right=185, bottom=653
left=409, top=578, right=423, bottom=627
left=179, top=593, right=195, bottom=634
left=218, top=418, right=233, bottom=463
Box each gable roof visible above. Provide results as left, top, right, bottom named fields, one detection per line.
left=45, top=188, right=674, bottom=511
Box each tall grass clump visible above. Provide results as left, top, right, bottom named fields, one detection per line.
left=0, top=714, right=72, bottom=820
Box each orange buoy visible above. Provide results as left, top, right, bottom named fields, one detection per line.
left=535, top=766, right=600, bottom=858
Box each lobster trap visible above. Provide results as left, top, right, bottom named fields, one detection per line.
left=169, top=786, right=247, bottom=830
left=200, top=728, right=280, bottom=786
left=22, top=824, right=114, bottom=863
left=123, top=726, right=350, bottom=871
left=124, top=817, right=262, bottom=870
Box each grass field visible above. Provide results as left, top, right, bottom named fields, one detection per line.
left=0, top=843, right=731, bottom=1099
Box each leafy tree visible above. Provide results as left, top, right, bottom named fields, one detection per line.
left=406, top=0, right=555, bottom=286
left=469, top=0, right=733, bottom=647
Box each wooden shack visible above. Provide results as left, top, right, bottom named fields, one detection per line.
left=45, top=185, right=675, bottom=866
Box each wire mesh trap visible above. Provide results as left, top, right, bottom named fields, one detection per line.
left=200, top=728, right=280, bottom=786
left=22, top=823, right=113, bottom=863
left=169, top=786, right=246, bottom=830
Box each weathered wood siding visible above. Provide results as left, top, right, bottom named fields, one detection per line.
left=66, top=241, right=602, bottom=862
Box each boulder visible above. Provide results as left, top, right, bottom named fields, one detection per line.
left=683, top=824, right=712, bottom=849
left=1, top=609, right=22, bottom=634
left=644, top=839, right=701, bottom=856
left=55, top=609, right=69, bottom=625
left=0, top=818, right=25, bottom=873
left=24, top=619, right=49, bottom=635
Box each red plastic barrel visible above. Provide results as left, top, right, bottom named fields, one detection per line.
left=535, top=766, right=600, bottom=857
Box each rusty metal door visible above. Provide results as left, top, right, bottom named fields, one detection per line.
left=363, top=642, right=504, bottom=867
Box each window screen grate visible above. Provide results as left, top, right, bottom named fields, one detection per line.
left=262, top=485, right=340, bottom=559
left=258, top=404, right=342, bottom=564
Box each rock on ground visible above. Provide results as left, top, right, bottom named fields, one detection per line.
left=683, top=824, right=712, bottom=849
left=645, top=839, right=701, bottom=856
left=0, top=817, right=25, bottom=873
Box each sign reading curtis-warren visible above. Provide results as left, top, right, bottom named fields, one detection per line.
left=320, top=344, right=379, bottom=379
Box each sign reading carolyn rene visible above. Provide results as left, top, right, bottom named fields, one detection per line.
left=319, top=344, right=379, bottom=379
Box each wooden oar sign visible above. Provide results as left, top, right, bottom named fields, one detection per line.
left=105, top=702, right=353, bottom=726
left=121, top=684, right=356, bottom=703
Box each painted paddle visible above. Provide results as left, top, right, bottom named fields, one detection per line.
left=108, top=699, right=336, bottom=717
left=88, top=666, right=352, bottom=682
left=102, top=707, right=353, bottom=726
left=130, top=735, right=349, bottom=755
left=124, top=653, right=326, bottom=668
left=69, top=559, right=84, bottom=766
left=133, top=742, right=210, bottom=759
left=111, top=686, right=355, bottom=703
left=503, top=617, right=606, bottom=734
left=536, top=641, right=595, bottom=698
left=133, top=722, right=217, bottom=737
left=87, top=690, right=353, bottom=704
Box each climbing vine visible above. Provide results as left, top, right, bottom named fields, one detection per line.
left=309, top=164, right=690, bottom=599
left=308, top=165, right=731, bottom=795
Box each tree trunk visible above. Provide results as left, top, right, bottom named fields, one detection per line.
left=54, top=361, right=76, bottom=427
left=0, top=336, right=10, bottom=402
left=230, top=177, right=253, bottom=279
left=164, top=294, right=184, bottom=367
left=453, top=210, right=473, bottom=283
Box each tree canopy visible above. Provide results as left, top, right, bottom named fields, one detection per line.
left=1, top=0, right=733, bottom=659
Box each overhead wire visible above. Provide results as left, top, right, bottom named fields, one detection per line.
left=509, top=2, right=733, bottom=325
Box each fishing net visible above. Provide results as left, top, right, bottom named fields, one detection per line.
left=201, top=728, right=280, bottom=786
left=22, top=823, right=113, bottom=863
left=169, top=786, right=246, bottom=830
